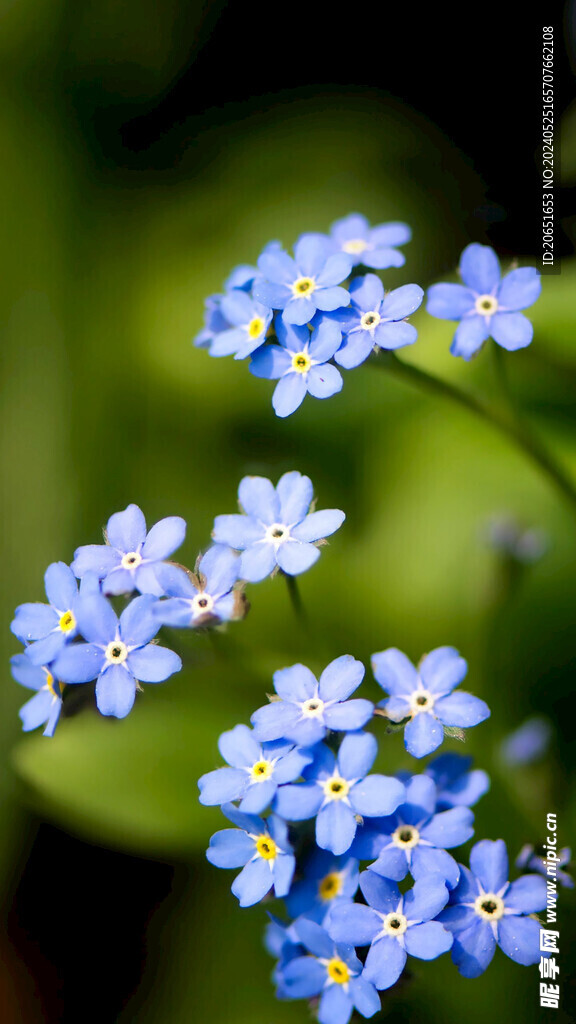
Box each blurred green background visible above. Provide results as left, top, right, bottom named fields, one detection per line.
left=1, top=1, right=574, bottom=1021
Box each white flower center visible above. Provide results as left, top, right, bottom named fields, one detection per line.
left=474, top=893, right=505, bottom=921
left=360, top=310, right=382, bottom=331
left=475, top=294, right=499, bottom=317
left=264, top=523, right=290, bottom=545
left=105, top=640, right=128, bottom=665
left=382, top=911, right=408, bottom=937
left=301, top=697, right=325, bottom=718
left=342, top=238, right=369, bottom=255
left=410, top=688, right=435, bottom=715
left=392, top=824, right=420, bottom=850
left=192, top=592, right=214, bottom=616
left=121, top=551, right=143, bottom=570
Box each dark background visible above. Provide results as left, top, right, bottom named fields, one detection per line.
left=1, top=1, right=574, bottom=1021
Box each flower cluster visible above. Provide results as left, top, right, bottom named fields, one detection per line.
left=194, top=214, right=424, bottom=416
left=11, top=473, right=344, bottom=736
left=200, top=646, right=542, bottom=1022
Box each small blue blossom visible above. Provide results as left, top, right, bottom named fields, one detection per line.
left=250, top=319, right=343, bottom=417
left=274, top=732, right=405, bottom=856
left=286, top=850, right=360, bottom=924
left=427, top=244, right=541, bottom=360
left=253, top=234, right=352, bottom=326
left=206, top=804, right=295, bottom=907
left=251, top=655, right=373, bottom=747
left=278, top=918, right=380, bottom=1024
left=516, top=844, right=573, bottom=890
left=53, top=592, right=182, bottom=718
left=11, top=654, right=63, bottom=737
left=424, top=753, right=490, bottom=811
left=11, top=562, right=91, bottom=667
left=154, top=545, right=244, bottom=628
left=207, top=290, right=273, bottom=359
left=372, top=646, right=490, bottom=758
left=72, top=503, right=186, bottom=597
left=224, top=264, right=259, bottom=292
left=500, top=715, right=552, bottom=766
left=198, top=723, right=313, bottom=815
left=327, top=213, right=411, bottom=269
left=212, top=471, right=345, bottom=582
left=365, top=775, right=475, bottom=890
left=333, top=274, right=423, bottom=369
left=328, top=871, right=452, bottom=990
left=193, top=293, right=231, bottom=350
left=438, top=839, right=547, bottom=976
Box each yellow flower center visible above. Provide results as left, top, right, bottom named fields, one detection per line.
left=192, top=592, right=214, bottom=616
left=291, top=352, right=312, bottom=374
left=59, top=610, right=76, bottom=633
left=360, top=310, right=381, bottom=330
left=105, top=640, right=128, bottom=664
left=255, top=835, right=277, bottom=860
left=319, top=871, right=343, bottom=901
left=326, top=958, right=350, bottom=984
left=410, top=689, right=434, bottom=715
left=382, top=912, right=408, bottom=937
left=392, top=824, right=420, bottom=850
left=248, top=316, right=265, bottom=340
left=121, top=551, right=143, bottom=570
left=323, top=775, right=350, bottom=801
left=250, top=759, right=274, bottom=783
left=475, top=294, right=499, bottom=316
left=292, top=276, right=316, bottom=298
left=474, top=893, right=505, bottom=921
left=342, top=238, right=368, bottom=255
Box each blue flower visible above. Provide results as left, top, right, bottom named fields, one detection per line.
left=371, top=646, right=490, bottom=758
left=224, top=264, right=259, bottom=292
left=198, top=723, right=313, bottom=814
left=426, top=244, right=541, bottom=360
left=424, top=753, right=490, bottom=811
left=72, top=504, right=186, bottom=597
left=365, top=775, right=475, bottom=890
left=53, top=592, right=182, bottom=718
left=193, top=293, right=232, bottom=350
left=438, top=839, right=547, bottom=976
left=212, top=471, right=345, bottom=582
left=206, top=804, right=295, bottom=907
left=286, top=850, right=360, bottom=924
left=207, top=290, right=273, bottom=359
left=278, top=918, right=380, bottom=1024
left=328, top=871, right=452, bottom=990
left=328, top=213, right=411, bottom=269
left=250, top=319, right=343, bottom=417
left=154, top=545, right=244, bottom=627
left=251, top=655, right=373, bottom=746
left=516, top=844, right=573, bottom=890
left=274, top=732, right=405, bottom=856
left=500, top=715, right=552, bottom=766
left=11, top=654, right=63, bottom=737
left=253, top=234, right=352, bottom=326
left=11, top=561, right=90, bottom=667
left=332, top=275, right=423, bottom=369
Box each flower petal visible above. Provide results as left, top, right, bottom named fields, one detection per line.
left=497, top=267, right=541, bottom=311
left=451, top=919, right=496, bottom=978
left=371, top=649, right=419, bottom=696
left=272, top=374, right=308, bottom=417
left=198, top=767, right=248, bottom=805
left=404, top=713, right=444, bottom=758
left=490, top=312, right=533, bottom=351
left=426, top=283, right=475, bottom=320
left=291, top=509, right=345, bottom=542
left=327, top=902, right=381, bottom=946
left=126, top=644, right=181, bottom=683
left=106, top=504, right=147, bottom=552
left=497, top=914, right=541, bottom=966
left=232, top=858, right=275, bottom=907
left=419, top=806, right=475, bottom=849
left=469, top=838, right=508, bottom=892
left=141, top=516, right=186, bottom=561
left=317, top=801, right=357, bottom=855
left=504, top=875, right=547, bottom=914
left=54, top=643, right=104, bottom=683
left=459, top=244, right=501, bottom=293
left=324, top=699, right=374, bottom=731
left=404, top=921, right=452, bottom=960
left=306, top=363, right=343, bottom=400
left=351, top=775, right=405, bottom=818
left=95, top=664, right=136, bottom=718
left=238, top=543, right=277, bottom=582
left=380, top=283, right=424, bottom=320
left=450, top=315, right=489, bottom=360
left=44, top=562, right=78, bottom=610
left=206, top=828, right=254, bottom=868
left=276, top=471, right=313, bottom=524
left=212, top=514, right=263, bottom=550
left=418, top=646, right=467, bottom=694
left=363, top=936, right=406, bottom=990
left=338, top=731, right=378, bottom=779
left=119, top=593, right=159, bottom=647
left=276, top=540, right=320, bottom=575
left=238, top=476, right=280, bottom=522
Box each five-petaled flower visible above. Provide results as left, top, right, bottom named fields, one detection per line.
left=285, top=850, right=360, bottom=925
left=154, top=545, right=244, bottom=628
left=207, top=290, right=273, bottom=360
left=333, top=274, right=423, bottom=369
left=372, top=646, right=490, bottom=758
left=426, top=243, right=541, bottom=360
left=206, top=804, right=295, bottom=907
left=250, top=319, right=343, bottom=417
left=253, top=234, right=352, bottom=326
left=212, top=471, right=345, bottom=582
left=327, top=213, right=411, bottom=269
left=11, top=562, right=92, bottom=667
left=438, top=839, right=547, bottom=976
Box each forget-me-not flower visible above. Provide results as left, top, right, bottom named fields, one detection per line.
left=426, top=244, right=541, bottom=360
left=328, top=871, right=452, bottom=990
left=212, top=471, right=345, bottom=582
left=516, top=844, right=573, bottom=890
left=372, top=646, right=490, bottom=758
left=198, top=723, right=313, bottom=814
left=274, top=732, right=405, bottom=856
left=251, top=655, right=373, bottom=747
left=154, top=545, right=244, bottom=628
left=12, top=561, right=88, bottom=667
left=207, top=290, right=273, bottom=359
left=424, top=753, right=490, bottom=811
left=72, top=503, right=186, bottom=597
left=53, top=592, right=182, bottom=718
left=438, top=839, right=547, bottom=976
left=278, top=917, right=380, bottom=1024
left=253, top=234, right=352, bottom=326
left=327, top=213, right=411, bottom=269
left=206, top=804, right=295, bottom=907
left=286, top=850, right=360, bottom=924
left=333, top=275, right=423, bottom=369
left=250, top=319, right=343, bottom=417
left=194, top=294, right=231, bottom=350
left=11, top=654, right=64, bottom=737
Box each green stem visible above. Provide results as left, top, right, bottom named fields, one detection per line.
left=375, top=351, right=576, bottom=514
left=284, top=573, right=309, bottom=631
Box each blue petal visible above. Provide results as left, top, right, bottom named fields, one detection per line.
left=251, top=700, right=301, bottom=741
left=371, top=649, right=418, bottom=696
left=258, top=247, right=297, bottom=285
left=426, top=283, right=476, bottom=320
left=292, top=509, right=345, bottom=543
left=316, top=252, right=353, bottom=287
left=490, top=312, right=533, bottom=351
left=272, top=852, right=296, bottom=897
left=324, top=699, right=374, bottom=732
left=318, top=655, right=365, bottom=701
left=504, top=875, right=546, bottom=914
left=283, top=296, right=317, bottom=326
left=218, top=723, right=261, bottom=766
left=419, top=646, right=467, bottom=694
left=252, top=277, right=291, bottom=309
left=363, top=247, right=405, bottom=269
left=11, top=603, right=58, bottom=643
left=44, top=561, right=78, bottom=610
left=369, top=845, right=408, bottom=882
left=370, top=222, right=411, bottom=247
left=363, top=936, right=406, bottom=990
left=106, top=504, right=147, bottom=552
left=274, top=663, right=317, bottom=702
left=349, top=273, right=384, bottom=309
left=459, top=244, right=501, bottom=293
left=276, top=540, right=320, bottom=575
left=53, top=643, right=104, bottom=683
left=103, top=566, right=139, bottom=596
left=75, top=593, right=117, bottom=645
left=314, top=286, right=350, bottom=312
left=497, top=915, right=541, bottom=965
left=350, top=775, right=405, bottom=818
left=25, top=630, right=67, bottom=666
left=404, top=921, right=452, bottom=959
left=307, top=362, right=343, bottom=400
left=95, top=664, right=136, bottom=718
left=338, top=731, right=377, bottom=779
left=198, top=544, right=239, bottom=595
left=403, top=875, right=449, bottom=923
left=469, top=839, right=509, bottom=892
left=359, top=871, right=401, bottom=913
left=10, top=654, right=46, bottom=691
left=239, top=778, right=277, bottom=814
left=249, top=344, right=292, bottom=379
left=380, top=284, right=423, bottom=321
left=334, top=332, right=375, bottom=369
left=274, top=781, right=323, bottom=821
left=404, top=713, right=444, bottom=758
left=119, top=593, right=159, bottom=647
left=276, top=471, right=313, bottom=525
left=275, top=319, right=310, bottom=352
left=207, top=828, right=254, bottom=868
left=141, top=516, right=186, bottom=561
left=127, top=644, right=181, bottom=683
left=317, top=801, right=357, bottom=855
left=451, top=919, right=496, bottom=977
left=231, top=858, right=274, bottom=906
left=350, top=975, right=380, bottom=1018
left=238, top=543, right=277, bottom=582
left=295, top=234, right=330, bottom=276
left=281, top=956, right=326, bottom=998
left=410, top=846, right=461, bottom=890
left=198, top=767, right=247, bottom=805
left=434, top=692, right=490, bottom=728
left=419, top=806, right=475, bottom=849
left=272, top=374, right=308, bottom=417
left=294, top=917, right=335, bottom=958
left=318, top=985, right=353, bottom=1024
left=238, top=476, right=280, bottom=522
left=497, top=267, right=541, bottom=311
left=308, top=320, right=342, bottom=362
left=401, top=774, right=437, bottom=820
left=72, top=546, right=121, bottom=581
left=19, top=690, right=56, bottom=733
left=450, top=315, right=489, bottom=360
left=373, top=321, right=417, bottom=350
left=212, top=514, right=263, bottom=550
